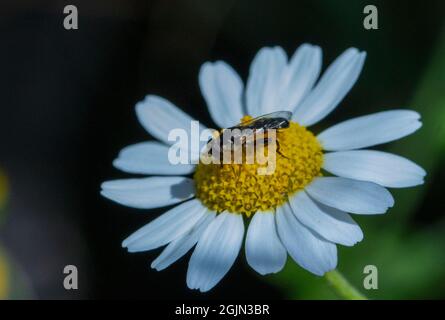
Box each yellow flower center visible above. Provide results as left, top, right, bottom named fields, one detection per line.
left=194, top=117, right=323, bottom=217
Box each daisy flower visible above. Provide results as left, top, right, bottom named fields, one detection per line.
left=101, top=44, right=425, bottom=292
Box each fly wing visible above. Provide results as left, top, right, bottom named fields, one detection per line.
left=260, top=111, right=292, bottom=121
left=247, top=111, right=292, bottom=124
left=230, top=111, right=292, bottom=129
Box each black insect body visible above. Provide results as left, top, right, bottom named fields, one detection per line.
left=204, top=111, right=292, bottom=163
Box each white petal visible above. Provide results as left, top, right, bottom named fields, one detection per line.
left=276, top=202, right=337, bottom=276
left=136, top=95, right=208, bottom=153
left=305, top=177, right=394, bottom=215
left=113, top=141, right=195, bottom=175
left=323, top=150, right=426, bottom=188
left=277, top=44, right=322, bottom=111
left=187, top=212, right=244, bottom=292
left=199, top=61, right=244, bottom=128
left=318, top=110, right=422, bottom=151
left=293, top=48, right=366, bottom=126
left=289, top=191, right=363, bottom=246
left=122, top=199, right=207, bottom=252
left=245, top=211, right=287, bottom=275
left=100, top=177, right=194, bottom=209
left=151, top=211, right=216, bottom=271
left=246, top=46, right=288, bottom=116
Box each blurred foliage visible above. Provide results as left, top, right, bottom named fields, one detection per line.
left=0, top=169, right=32, bottom=299
left=386, top=28, right=445, bottom=229
left=0, top=246, right=33, bottom=300
left=0, top=246, right=9, bottom=299
left=268, top=17, right=445, bottom=300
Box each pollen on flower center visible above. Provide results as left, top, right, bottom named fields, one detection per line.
left=194, top=118, right=323, bottom=217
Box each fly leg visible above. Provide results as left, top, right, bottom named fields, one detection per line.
left=262, top=137, right=288, bottom=159
left=276, top=139, right=289, bottom=159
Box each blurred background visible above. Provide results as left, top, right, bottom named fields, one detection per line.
left=0, top=0, right=444, bottom=299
